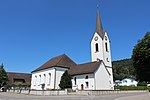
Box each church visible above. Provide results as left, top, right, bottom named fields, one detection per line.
left=31, top=7, right=114, bottom=90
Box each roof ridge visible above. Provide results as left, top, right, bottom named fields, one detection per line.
left=55, top=54, right=66, bottom=66
left=7, top=72, right=31, bottom=75
left=77, top=61, right=100, bottom=66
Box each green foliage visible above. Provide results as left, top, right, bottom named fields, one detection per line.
left=137, top=81, right=147, bottom=86
left=112, top=59, right=136, bottom=80
left=132, top=32, right=150, bottom=82
left=0, top=64, right=8, bottom=87
left=115, top=86, right=149, bottom=90
left=6, top=82, right=31, bottom=87
left=59, top=70, right=72, bottom=90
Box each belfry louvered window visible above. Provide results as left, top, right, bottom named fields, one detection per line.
left=105, top=43, right=108, bottom=52
left=95, top=43, right=99, bottom=52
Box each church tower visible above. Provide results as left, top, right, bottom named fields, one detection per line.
left=91, top=7, right=112, bottom=68
left=91, top=6, right=114, bottom=90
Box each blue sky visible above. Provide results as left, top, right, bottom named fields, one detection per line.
left=0, top=0, right=149, bottom=73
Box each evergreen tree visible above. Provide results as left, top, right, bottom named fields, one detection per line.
left=0, top=64, right=8, bottom=88
left=132, top=32, right=150, bottom=82
left=59, top=70, right=72, bottom=90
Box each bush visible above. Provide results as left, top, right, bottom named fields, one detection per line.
left=137, top=81, right=147, bottom=86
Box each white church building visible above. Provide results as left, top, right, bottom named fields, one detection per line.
left=31, top=8, right=114, bottom=90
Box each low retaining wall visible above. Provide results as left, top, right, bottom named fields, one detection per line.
left=7, top=89, right=149, bottom=96
left=76, top=90, right=149, bottom=95
left=30, top=90, right=67, bottom=95
left=7, top=89, right=67, bottom=96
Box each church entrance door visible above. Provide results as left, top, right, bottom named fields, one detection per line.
left=81, top=84, right=84, bottom=90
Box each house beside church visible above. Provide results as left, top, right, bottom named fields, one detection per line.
left=114, top=78, right=138, bottom=86
left=7, top=72, right=31, bottom=84
left=31, top=7, right=114, bottom=90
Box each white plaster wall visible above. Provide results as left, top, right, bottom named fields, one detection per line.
left=31, top=68, right=55, bottom=90
left=103, top=32, right=112, bottom=67
left=72, top=74, right=95, bottom=90
left=91, top=32, right=104, bottom=62
left=106, top=67, right=114, bottom=89
left=95, top=63, right=113, bottom=90
left=55, top=68, right=68, bottom=89
left=31, top=67, right=67, bottom=90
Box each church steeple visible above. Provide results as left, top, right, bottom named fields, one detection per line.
left=96, top=6, right=104, bottom=39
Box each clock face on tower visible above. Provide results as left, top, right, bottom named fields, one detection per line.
left=94, top=36, right=98, bottom=41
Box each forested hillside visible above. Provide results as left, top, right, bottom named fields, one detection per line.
left=112, top=59, right=136, bottom=81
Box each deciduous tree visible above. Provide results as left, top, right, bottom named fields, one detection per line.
left=132, top=32, right=150, bottom=82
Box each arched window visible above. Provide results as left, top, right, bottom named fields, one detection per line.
left=86, top=82, right=89, bottom=88
left=105, top=42, right=108, bottom=52
left=74, top=77, right=76, bottom=85
left=35, top=75, right=37, bottom=85
left=44, top=74, right=46, bottom=83
left=49, top=73, right=51, bottom=85
left=39, top=75, right=41, bottom=84
left=85, top=76, right=88, bottom=79
left=95, top=43, right=99, bottom=52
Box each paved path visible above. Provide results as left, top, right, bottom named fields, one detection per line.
left=0, top=92, right=149, bottom=100
left=115, top=92, right=150, bottom=100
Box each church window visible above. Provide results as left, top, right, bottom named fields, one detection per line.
left=39, top=75, right=41, bottom=84
left=105, top=43, right=108, bottom=52
left=95, top=43, right=99, bottom=52
left=49, top=73, right=51, bottom=85
left=74, top=77, right=76, bottom=85
left=85, top=76, right=88, bottom=79
left=44, top=74, right=46, bottom=83
left=86, top=82, right=89, bottom=88
left=35, top=75, right=37, bottom=85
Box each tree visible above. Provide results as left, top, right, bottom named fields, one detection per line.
left=59, top=70, right=72, bottom=90
left=112, top=59, right=136, bottom=80
left=0, top=64, right=8, bottom=88
left=132, top=32, right=150, bottom=82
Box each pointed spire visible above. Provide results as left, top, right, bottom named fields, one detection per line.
left=96, top=5, right=104, bottom=39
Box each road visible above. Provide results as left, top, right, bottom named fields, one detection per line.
left=0, top=92, right=150, bottom=100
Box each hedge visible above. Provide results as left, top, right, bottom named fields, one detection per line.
left=115, top=86, right=150, bottom=91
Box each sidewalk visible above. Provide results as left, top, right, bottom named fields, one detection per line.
left=115, top=93, right=150, bottom=100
